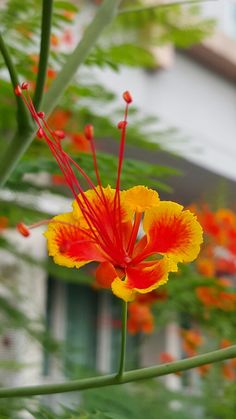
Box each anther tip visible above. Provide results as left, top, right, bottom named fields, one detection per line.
left=37, top=111, right=45, bottom=119
left=14, top=85, right=22, bottom=96
left=117, top=121, right=127, bottom=130
left=84, top=124, right=94, bottom=141
left=123, top=91, right=132, bottom=104
left=21, top=82, right=29, bottom=90
left=17, top=223, right=30, bottom=237
left=36, top=128, right=44, bottom=139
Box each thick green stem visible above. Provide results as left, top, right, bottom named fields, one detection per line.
left=42, top=0, right=122, bottom=115
left=0, top=33, right=31, bottom=132
left=0, top=0, right=121, bottom=187
left=0, top=345, right=235, bottom=398
left=117, top=300, right=128, bottom=379
left=33, top=0, right=54, bottom=110
left=119, top=0, right=216, bottom=14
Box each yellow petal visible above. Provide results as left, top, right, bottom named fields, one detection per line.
left=111, top=257, right=172, bottom=302
left=122, top=186, right=160, bottom=213
left=44, top=212, right=105, bottom=269
left=111, top=278, right=136, bottom=302
left=143, top=201, right=203, bottom=263
left=72, top=185, right=132, bottom=226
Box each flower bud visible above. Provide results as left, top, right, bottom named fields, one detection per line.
left=37, top=111, right=45, bottom=119
left=84, top=124, right=94, bottom=141
left=123, top=91, right=132, bottom=104
left=14, top=85, right=22, bottom=96
left=36, top=128, right=44, bottom=139
left=17, top=223, right=30, bottom=237
left=117, top=121, right=127, bottom=129
left=21, top=82, right=29, bottom=90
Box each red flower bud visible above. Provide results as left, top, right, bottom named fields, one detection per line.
left=37, top=111, right=45, bottom=119
left=14, top=85, right=22, bottom=96
left=84, top=124, right=94, bottom=141
left=21, top=82, right=29, bottom=90
left=123, top=91, right=132, bottom=104
left=117, top=121, right=127, bottom=129
left=17, top=223, right=30, bottom=237
left=36, top=128, right=44, bottom=139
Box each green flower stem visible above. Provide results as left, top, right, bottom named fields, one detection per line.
left=0, top=0, right=121, bottom=188
left=117, top=300, right=128, bottom=379
left=119, top=0, right=216, bottom=14
left=0, top=345, right=235, bottom=398
left=33, top=0, right=53, bottom=110
left=0, top=32, right=31, bottom=132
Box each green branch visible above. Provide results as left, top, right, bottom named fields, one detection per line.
left=0, top=32, right=31, bottom=132
left=117, top=300, right=127, bottom=379
left=0, top=345, right=235, bottom=398
left=0, top=0, right=121, bottom=188
left=42, top=0, right=122, bottom=115
left=33, top=0, right=54, bottom=110
left=119, top=0, right=217, bottom=14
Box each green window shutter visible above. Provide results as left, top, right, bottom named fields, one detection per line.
left=44, top=277, right=139, bottom=378
left=65, top=284, right=98, bottom=377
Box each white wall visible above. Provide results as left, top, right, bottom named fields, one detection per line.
left=202, top=0, right=236, bottom=38
left=0, top=229, right=47, bottom=387
left=94, top=52, right=236, bottom=182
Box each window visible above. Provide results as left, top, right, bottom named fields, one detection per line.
left=44, top=276, right=140, bottom=378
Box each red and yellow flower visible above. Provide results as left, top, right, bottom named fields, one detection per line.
left=16, top=84, right=203, bottom=302
left=196, top=278, right=236, bottom=311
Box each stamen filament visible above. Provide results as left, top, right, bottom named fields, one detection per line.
left=17, top=85, right=133, bottom=266
left=127, top=212, right=142, bottom=256
left=114, top=100, right=131, bottom=249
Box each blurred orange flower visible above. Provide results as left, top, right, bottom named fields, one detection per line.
left=222, top=363, right=236, bottom=381
left=198, top=364, right=211, bottom=376
left=0, top=216, right=8, bottom=232
left=63, top=11, right=76, bottom=20
left=48, top=109, right=71, bottom=131
left=196, top=278, right=236, bottom=311
left=47, top=68, right=57, bottom=80
left=70, top=132, right=90, bottom=153
left=182, top=329, right=203, bottom=357
left=160, top=352, right=176, bottom=363
left=196, top=257, right=215, bottom=277
left=51, top=34, right=60, bottom=47
left=51, top=174, right=67, bottom=186
left=220, top=338, right=232, bottom=349
left=127, top=302, right=154, bottom=334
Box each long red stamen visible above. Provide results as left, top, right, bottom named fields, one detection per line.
left=46, top=141, right=121, bottom=260
left=114, top=91, right=133, bottom=249
left=23, top=94, right=108, bottom=250
left=17, top=218, right=97, bottom=242
left=84, top=126, right=121, bottom=247
left=16, top=84, right=133, bottom=265
left=116, top=90, right=132, bottom=191
left=127, top=212, right=142, bottom=256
